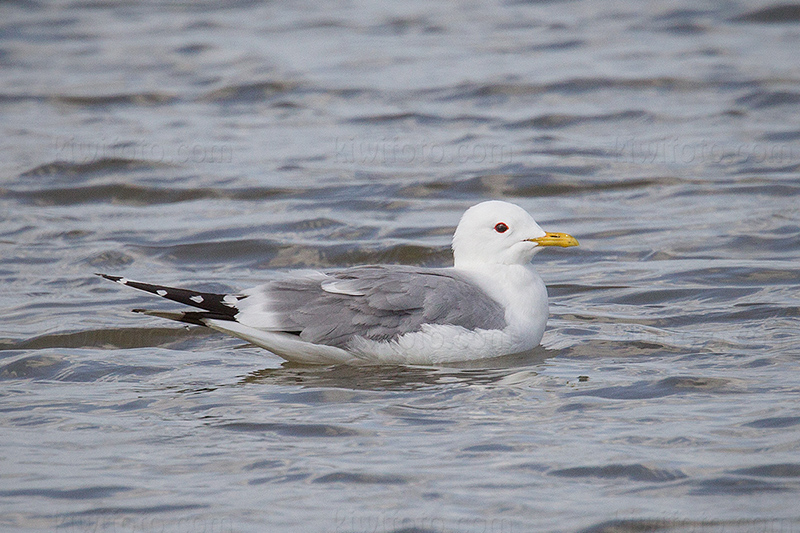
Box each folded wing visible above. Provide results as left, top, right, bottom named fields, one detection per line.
left=236, top=265, right=507, bottom=348
left=99, top=266, right=507, bottom=351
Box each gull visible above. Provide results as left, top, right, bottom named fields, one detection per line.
left=98, top=200, right=578, bottom=365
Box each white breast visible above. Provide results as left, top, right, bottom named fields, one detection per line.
left=457, top=264, right=549, bottom=352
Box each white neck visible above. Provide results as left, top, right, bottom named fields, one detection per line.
left=455, top=262, right=547, bottom=329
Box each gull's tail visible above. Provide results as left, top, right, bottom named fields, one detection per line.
left=97, top=273, right=353, bottom=363
left=96, top=273, right=244, bottom=326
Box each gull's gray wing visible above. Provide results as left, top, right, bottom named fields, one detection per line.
left=237, top=265, right=507, bottom=348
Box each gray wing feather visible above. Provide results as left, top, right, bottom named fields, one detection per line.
left=254, top=265, right=506, bottom=348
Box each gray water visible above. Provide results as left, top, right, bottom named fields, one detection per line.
left=2, top=1, right=800, bottom=532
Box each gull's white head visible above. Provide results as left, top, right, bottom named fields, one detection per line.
left=451, top=200, right=578, bottom=268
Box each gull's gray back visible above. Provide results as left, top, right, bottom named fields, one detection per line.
left=238, top=265, right=507, bottom=348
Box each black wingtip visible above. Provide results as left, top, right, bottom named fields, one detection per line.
left=96, top=273, right=122, bottom=282
left=101, top=275, right=240, bottom=317
left=130, top=308, right=229, bottom=327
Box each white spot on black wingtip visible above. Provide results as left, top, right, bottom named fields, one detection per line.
left=190, top=295, right=204, bottom=303
left=156, top=289, right=168, bottom=296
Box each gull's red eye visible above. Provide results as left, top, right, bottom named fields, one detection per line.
left=494, top=222, right=509, bottom=233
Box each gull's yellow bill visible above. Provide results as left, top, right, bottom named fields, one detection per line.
left=528, top=232, right=579, bottom=247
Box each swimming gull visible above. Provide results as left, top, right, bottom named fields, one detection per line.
left=98, top=200, right=578, bottom=364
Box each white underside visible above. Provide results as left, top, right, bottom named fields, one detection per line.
left=206, top=319, right=539, bottom=365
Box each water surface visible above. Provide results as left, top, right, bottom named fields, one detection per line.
left=2, top=1, right=800, bottom=531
